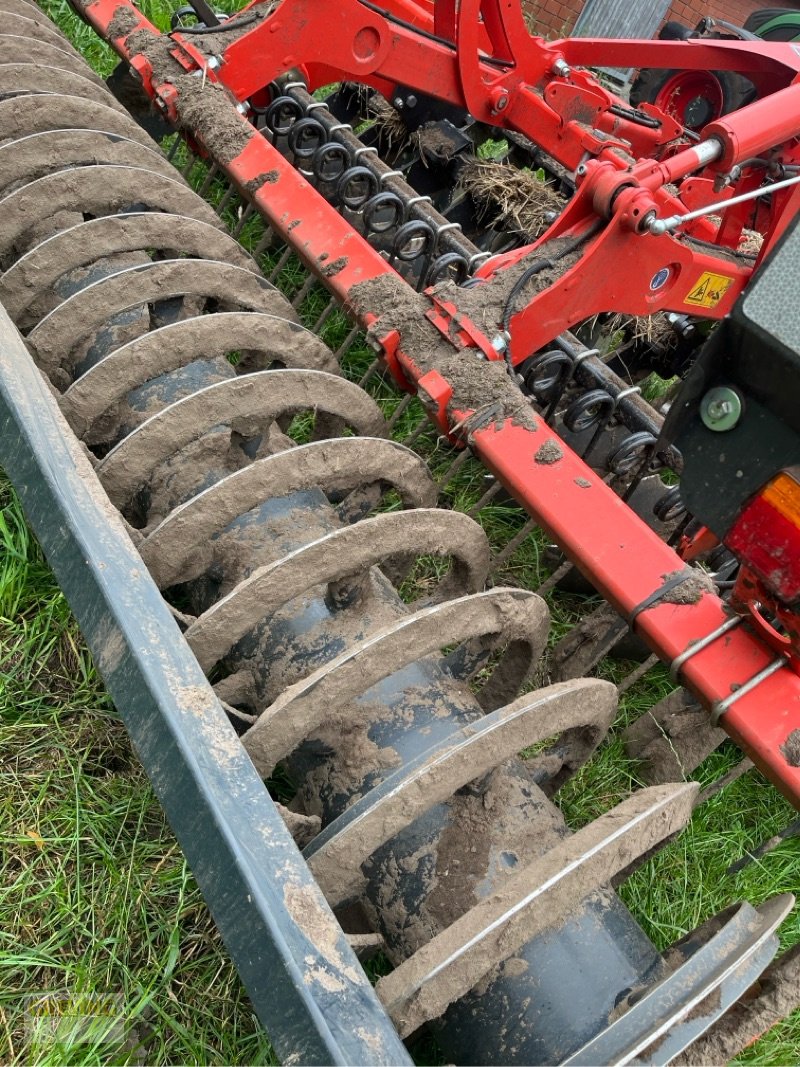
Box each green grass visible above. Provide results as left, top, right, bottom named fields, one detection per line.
left=1, top=1, right=800, bottom=1064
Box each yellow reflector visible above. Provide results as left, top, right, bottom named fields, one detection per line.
left=762, top=471, right=800, bottom=525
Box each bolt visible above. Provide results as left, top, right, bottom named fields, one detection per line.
left=551, top=58, right=571, bottom=77
left=576, top=163, right=587, bottom=177
left=491, top=334, right=508, bottom=355
left=393, top=96, right=404, bottom=109
left=406, top=94, right=417, bottom=108
left=700, top=386, right=743, bottom=432
left=489, top=88, right=510, bottom=115
left=206, top=54, right=221, bottom=70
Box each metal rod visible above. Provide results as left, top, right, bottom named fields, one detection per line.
left=649, top=173, right=800, bottom=234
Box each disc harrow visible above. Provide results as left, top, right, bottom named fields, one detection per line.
left=2, top=2, right=800, bottom=1064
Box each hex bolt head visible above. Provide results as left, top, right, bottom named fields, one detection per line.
left=700, top=386, right=743, bottom=432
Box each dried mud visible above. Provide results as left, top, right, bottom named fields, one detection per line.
left=349, top=274, right=537, bottom=432
left=534, top=439, right=563, bottom=464
left=125, top=28, right=256, bottom=164
left=106, top=6, right=141, bottom=41
left=673, top=946, right=800, bottom=1066
left=659, top=567, right=717, bottom=606
left=624, top=689, right=725, bottom=783
left=780, top=728, right=800, bottom=767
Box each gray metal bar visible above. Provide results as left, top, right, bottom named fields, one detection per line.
left=0, top=301, right=411, bottom=1067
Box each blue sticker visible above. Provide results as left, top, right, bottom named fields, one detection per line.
left=650, top=267, right=671, bottom=291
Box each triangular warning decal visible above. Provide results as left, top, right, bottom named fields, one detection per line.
left=687, top=277, right=709, bottom=303
left=684, top=271, right=735, bottom=309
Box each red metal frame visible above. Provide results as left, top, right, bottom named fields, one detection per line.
left=74, top=0, right=800, bottom=804
left=99, top=0, right=800, bottom=358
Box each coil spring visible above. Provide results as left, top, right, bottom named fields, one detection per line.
left=249, top=82, right=686, bottom=525
left=259, top=88, right=475, bottom=290
left=171, top=79, right=688, bottom=542
left=0, top=11, right=763, bottom=1065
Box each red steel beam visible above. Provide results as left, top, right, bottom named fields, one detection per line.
left=470, top=419, right=800, bottom=808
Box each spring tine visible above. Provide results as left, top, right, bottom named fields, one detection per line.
left=668, top=514, right=693, bottom=547
left=198, top=162, right=220, bottom=197
left=253, top=227, right=276, bottom=256
left=620, top=455, right=654, bottom=502
left=386, top=393, right=413, bottom=431
left=579, top=404, right=616, bottom=464
left=232, top=201, right=255, bottom=238
left=313, top=295, right=339, bottom=334
left=268, top=245, right=294, bottom=284
left=437, top=446, right=471, bottom=490
left=468, top=479, right=503, bottom=518
left=334, top=323, right=361, bottom=361
left=491, top=516, right=538, bottom=572
left=215, top=181, right=237, bottom=216
left=359, top=357, right=381, bottom=388
left=400, top=414, right=431, bottom=448
left=180, top=150, right=197, bottom=179
left=544, top=382, right=570, bottom=425
left=291, top=272, right=317, bottom=309
left=727, top=817, right=800, bottom=875
left=536, top=559, right=574, bottom=597
left=617, top=654, right=660, bottom=695
left=696, top=759, right=754, bottom=806
left=166, top=136, right=182, bottom=163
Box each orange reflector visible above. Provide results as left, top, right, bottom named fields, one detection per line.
left=728, top=468, right=800, bottom=603
left=762, top=471, right=800, bottom=527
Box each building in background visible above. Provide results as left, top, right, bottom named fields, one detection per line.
left=527, top=0, right=799, bottom=40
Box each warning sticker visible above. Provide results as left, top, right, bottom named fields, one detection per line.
left=684, top=271, right=735, bottom=309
